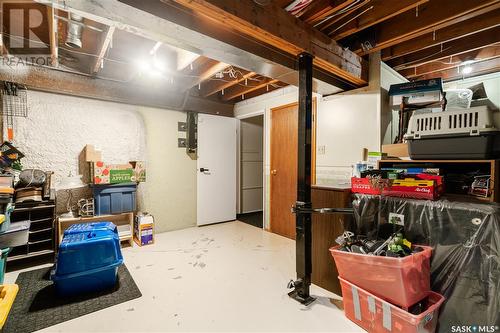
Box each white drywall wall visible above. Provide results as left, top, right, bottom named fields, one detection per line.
left=10, top=90, right=196, bottom=233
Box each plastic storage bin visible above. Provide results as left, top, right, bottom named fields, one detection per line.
left=0, top=284, right=19, bottom=329
left=339, top=277, right=444, bottom=333
left=0, top=203, right=14, bottom=233
left=51, top=230, right=123, bottom=296
left=405, top=107, right=500, bottom=159
left=330, top=245, right=432, bottom=308
left=0, top=221, right=30, bottom=248
left=0, top=248, right=9, bottom=284
left=93, top=183, right=136, bottom=215
left=64, top=222, right=118, bottom=236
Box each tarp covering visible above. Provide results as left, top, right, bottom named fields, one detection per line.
left=351, top=194, right=500, bottom=332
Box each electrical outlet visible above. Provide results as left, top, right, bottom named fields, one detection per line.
left=318, top=145, right=326, bottom=155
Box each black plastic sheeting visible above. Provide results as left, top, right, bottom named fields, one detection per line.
left=351, top=194, right=500, bottom=332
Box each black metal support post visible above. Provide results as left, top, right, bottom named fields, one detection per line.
left=288, top=52, right=315, bottom=306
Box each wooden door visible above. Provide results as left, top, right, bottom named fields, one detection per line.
left=270, top=103, right=298, bottom=239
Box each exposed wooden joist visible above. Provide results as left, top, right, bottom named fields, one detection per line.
left=303, top=0, right=356, bottom=25
left=330, top=0, right=429, bottom=40
left=398, top=45, right=500, bottom=78
left=41, top=0, right=358, bottom=93
left=242, top=82, right=287, bottom=100
left=201, top=69, right=255, bottom=98
left=341, top=0, right=500, bottom=55
left=92, top=26, right=115, bottom=75
left=413, top=57, right=500, bottom=81
left=0, top=62, right=234, bottom=116
left=222, top=78, right=279, bottom=101
left=319, top=0, right=370, bottom=33
left=179, top=57, right=228, bottom=91
left=47, top=5, right=58, bottom=66
left=389, top=27, right=500, bottom=69
left=382, top=9, right=500, bottom=61
left=166, top=0, right=367, bottom=85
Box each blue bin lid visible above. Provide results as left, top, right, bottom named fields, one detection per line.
left=55, top=230, right=123, bottom=276
left=64, top=222, right=117, bottom=235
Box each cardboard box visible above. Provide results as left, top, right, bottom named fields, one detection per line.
left=382, top=143, right=409, bottom=158
left=134, top=213, right=154, bottom=246
left=90, top=161, right=146, bottom=184
left=84, top=145, right=102, bottom=162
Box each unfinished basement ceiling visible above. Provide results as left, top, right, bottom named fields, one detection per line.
left=281, top=0, right=500, bottom=82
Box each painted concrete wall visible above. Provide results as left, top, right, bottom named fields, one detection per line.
left=139, top=107, right=197, bottom=233
left=10, top=90, right=196, bottom=233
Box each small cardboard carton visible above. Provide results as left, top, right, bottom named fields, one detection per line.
left=84, top=145, right=102, bottom=162
left=90, top=161, right=146, bottom=184
left=134, top=213, right=154, bottom=247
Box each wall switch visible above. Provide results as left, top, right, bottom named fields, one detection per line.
left=318, top=145, right=326, bottom=155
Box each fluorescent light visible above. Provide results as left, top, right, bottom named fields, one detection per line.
left=136, top=59, right=151, bottom=72
left=153, top=59, right=166, bottom=71
left=462, top=66, right=473, bottom=75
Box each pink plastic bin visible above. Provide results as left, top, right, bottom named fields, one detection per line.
left=330, top=245, right=432, bottom=308
left=339, top=277, right=444, bottom=333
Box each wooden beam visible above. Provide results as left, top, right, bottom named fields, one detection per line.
left=92, top=25, right=115, bottom=75
left=201, top=69, right=255, bottom=98
left=179, top=57, right=228, bottom=91
left=382, top=9, right=500, bottom=61
left=0, top=62, right=234, bottom=116
left=303, top=0, right=356, bottom=25
left=242, top=82, right=288, bottom=100
left=329, top=0, right=428, bottom=40
left=318, top=0, right=371, bottom=33
left=398, top=45, right=500, bottom=78
left=388, top=27, right=500, bottom=69
left=166, top=0, right=367, bottom=85
left=47, top=5, right=58, bottom=66
left=412, top=57, right=500, bottom=81
left=222, top=78, right=279, bottom=101
left=340, top=0, right=500, bottom=55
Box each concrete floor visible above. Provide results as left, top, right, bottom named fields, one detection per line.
left=5, top=221, right=363, bottom=333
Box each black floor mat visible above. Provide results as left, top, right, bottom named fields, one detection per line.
left=237, top=211, right=263, bottom=228
left=4, top=265, right=141, bottom=333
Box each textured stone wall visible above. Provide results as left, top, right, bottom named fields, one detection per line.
left=8, top=90, right=197, bottom=232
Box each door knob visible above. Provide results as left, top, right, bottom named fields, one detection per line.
left=271, top=169, right=277, bottom=175
left=200, top=168, right=210, bottom=173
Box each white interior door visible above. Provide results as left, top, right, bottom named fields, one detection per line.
left=197, top=114, right=237, bottom=226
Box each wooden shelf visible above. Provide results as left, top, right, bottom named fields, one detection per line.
left=378, top=159, right=499, bottom=203
left=57, top=212, right=134, bottom=247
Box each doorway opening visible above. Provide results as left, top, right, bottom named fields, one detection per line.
left=237, top=115, right=264, bottom=229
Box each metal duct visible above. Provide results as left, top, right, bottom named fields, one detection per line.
left=65, top=14, right=84, bottom=48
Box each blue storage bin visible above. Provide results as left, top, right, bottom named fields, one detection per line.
left=93, top=183, right=136, bottom=216
left=64, top=222, right=118, bottom=236
left=51, top=230, right=123, bottom=296
left=0, top=248, right=9, bottom=284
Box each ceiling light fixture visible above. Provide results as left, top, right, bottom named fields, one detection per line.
left=462, top=66, right=473, bottom=75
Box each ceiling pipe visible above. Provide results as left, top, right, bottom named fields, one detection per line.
left=65, top=14, right=84, bottom=48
